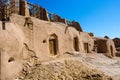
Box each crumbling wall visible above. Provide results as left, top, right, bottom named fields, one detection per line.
left=59, top=18, right=66, bottom=24
left=39, top=8, right=49, bottom=21
left=106, top=39, right=116, bottom=57
left=113, top=38, right=120, bottom=50
left=11, top=0, right=20, bottom=14
left=113, top=38, right=120, bottom=56
left=19, top=0, right=30, bottom=16
left=9, top=14, right=85, bottom=60
left=19, top=0, right=26, bottom=16
left=0, top=0, right=30, bottom=21
left=72, top=21, right=83, bottom=32
left=94, top=39, right=108, bottom=53
left=55, top=15, right=66, bottom=23
left=67, top=21, right=83, bottom=32
left=94, top=38, right=116, bottom=57
left=0, top=15, right=91, bottom=79
left=48, top=14, right=66, bottom=24
left=0, top=0, right=3, bottom=20
left=0, top=19, right=37, bottom=79
left=0, top=12, right=117, bottom=80
left=88, top=32, right=94, bottom=37
left=0, top=12, right=2, bottom=20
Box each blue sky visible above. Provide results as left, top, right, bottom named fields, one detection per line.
left=27, top=0, right=120, bottom=38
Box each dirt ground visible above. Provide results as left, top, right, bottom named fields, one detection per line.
left=64, top=52, right=120, bottom=80
left=15, top=52, right=120, bottom=80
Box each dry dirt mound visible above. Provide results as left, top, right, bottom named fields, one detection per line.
left=13, top=52, right=114, bottom=80
left=17, top=59, right=110, bottom=80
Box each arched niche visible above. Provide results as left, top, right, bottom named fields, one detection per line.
left=49, top=34, right=58, bottom=56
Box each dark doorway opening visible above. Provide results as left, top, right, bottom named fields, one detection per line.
left=49, top=34, right=58, bottom=56
left=94, top=40, right=107, bottom=53
left=73, top=37, right=79, bottom=51
left=2, top=21, right=5, bottom=30
left=84, top=43, right=89, bottom=53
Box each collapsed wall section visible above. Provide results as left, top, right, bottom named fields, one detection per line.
left=93, top=38, right=116, bottom=57
left=94, top=39, right=108, bottom=53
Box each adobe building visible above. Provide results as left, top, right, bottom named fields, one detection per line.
left=80, top=32, right=94, bottom=53
left=113, top=38, right=120, bottom=51
left=0, top=14, right=96, bottom=80
left=0, top=0, right=117, bottom=80
left=93, top=37, right=116, bottom=57
left=113, top=38, right=120, bottom=56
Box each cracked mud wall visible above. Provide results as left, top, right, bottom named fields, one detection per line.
left=0, top=21, right=25, bottom=80
left=10, top=14, right=93, bottom=60
left=0, top=42, right=37, bottom=80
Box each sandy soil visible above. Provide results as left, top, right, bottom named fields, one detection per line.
left=64, top=52, right=120, bottom=80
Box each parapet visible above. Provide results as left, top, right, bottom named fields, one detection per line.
left=67, top=20, right=83, bottom=32
left=0, top=0, right=50, bottom=20
left=48, top=13, right=67, bottom=24
left=88, top=32, right=94, bottom=37
left=0, top=0, right=83, bottom=31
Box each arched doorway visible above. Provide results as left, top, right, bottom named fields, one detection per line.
left=73, top=37, right=79, bottom=51
left=49, top=34, right=58, bottom=56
